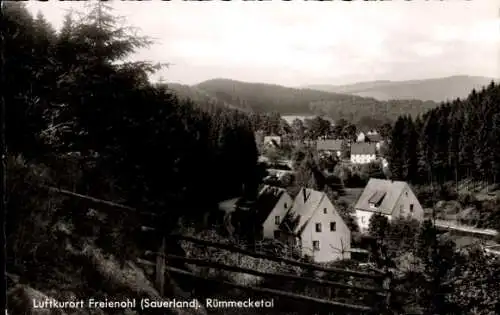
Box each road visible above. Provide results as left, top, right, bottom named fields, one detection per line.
left=434, top=219, right=498, bottom=237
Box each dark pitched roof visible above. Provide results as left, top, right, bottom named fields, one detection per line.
left=354, top=178, right=408, bottom=215
left=280, top=188, right=325, bottom=235
left=255, top=185, right=288, bottom=225
left=365, top=134, right=382, bottom=142
left=317, top=139, right=344, bottom=151
left=350, top=142, right=377, bottom=155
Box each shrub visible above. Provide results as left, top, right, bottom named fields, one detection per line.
left=6, top=155, right=68, bottom=278
left=458, top=193, right=477, bottom=207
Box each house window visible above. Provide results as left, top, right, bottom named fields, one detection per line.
left=410, top=204, right=414, bottom=213
left=323, top=208, right=327, bottom=214
left=274, top=230, right=280, bottom=239
left=315, top=223, right=322, bottom=232
left=313, top=241, right=320, bottom=250
left=330, top=222, right=336, bottom=231
left=361, top=217, right=365, bottom=223
left=275, top=216, right=280, bottom=225
left=405, top=191, right=408, bottom=197
left=284, top=202, right=287, bottom=209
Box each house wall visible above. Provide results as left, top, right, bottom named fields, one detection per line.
left=355, top=210, right=391, bottom=232
left=355, top=210, right=374, bottom=232
left=391, top=185, right=425, bottom=222
left=262, top=193, right=294, bottom=239
left=300, top=197, right=351, bottom=262
left=319, top=150, right=342, bottom=158
left=350, top=154, right=376, bottom=164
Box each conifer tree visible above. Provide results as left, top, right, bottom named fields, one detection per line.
left=387, top=117, right=405, bottom=180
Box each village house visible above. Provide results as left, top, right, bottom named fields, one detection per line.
left=354, top=178, right=425, bottom=232
left=276, top=188, right=351, bottom=262
left=220, top=186, right=352, bottom=262
left=350, top=142, right=377, bottom=164
left=365, top=133, right=381, bottom=142
left=365, top=132, right=385, bottom=150
left=256, top=185, right=294, bottom=239
left=266, top=164, right=294, bottom=179
left=263, top=136, right=281, bottom=148
left=316, top=139, right=344, bottom=158
left=266, top=159, right=294, bottom=179
left=356, top=131, right=366, bottom=142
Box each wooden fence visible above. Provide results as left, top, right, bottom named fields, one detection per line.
left=40, top=185, right=401, bottom=314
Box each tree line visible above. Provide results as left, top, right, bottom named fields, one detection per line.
left=254, top=114, right=392, bottom=143
left=193, top=78, right=438, bottom=125
left=387, top=82, right=500, bottom=186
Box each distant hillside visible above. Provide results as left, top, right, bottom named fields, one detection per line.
left=164, top=83, right=250, bottom=112
left=196, top=78, right=360, bottom=114
left=193, top=78, right=439, bottom=124
left=306, top=76, right=497, bottom=102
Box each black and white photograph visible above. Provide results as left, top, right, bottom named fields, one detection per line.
left=2, top=0, right=500, bottom=314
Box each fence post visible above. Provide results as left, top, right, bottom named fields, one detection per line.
left=383, top=270, right=393, bottom=314
left=155, top=236, right=166, bottom=296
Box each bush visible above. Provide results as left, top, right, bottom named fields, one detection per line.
left=414, top=186, right=440, bottom=208
left=439, top=183, right=459, bottom=201
left=6, top=156, right=67, bottom=278
left=458, top=193, right=477, bottom=207
left=360, top=161, right=385, bottom=181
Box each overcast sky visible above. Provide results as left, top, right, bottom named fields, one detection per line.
left=27, top=0, right=500, bottom=87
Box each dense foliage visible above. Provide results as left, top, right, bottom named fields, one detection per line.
left=368, top=216, right=500, bottom=314
left=5, top=2, right=260, bottom=215
left=387, top=82, right=500, bottom=185
left=4, top=1, right=262, bottom=298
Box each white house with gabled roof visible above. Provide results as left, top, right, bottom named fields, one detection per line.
left=278, top=188, right=351, bottom=262
left=354, top=178, right=424, bottom=232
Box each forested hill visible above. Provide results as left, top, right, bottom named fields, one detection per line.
left=185, top=78, right=439, bottom=124
left=387, top=82, right=500, bottom=185
left=307, top=76, right=497, bottom=102
left=163, top=82, right=251, bottom=112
